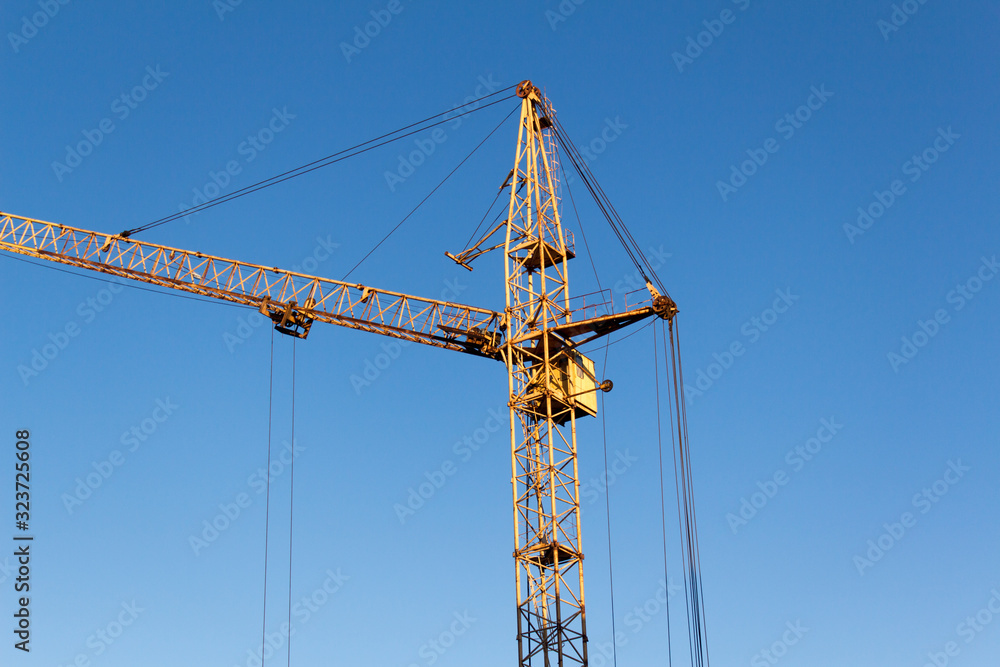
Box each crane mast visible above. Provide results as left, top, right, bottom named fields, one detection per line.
left=505, top=81, right=588, bottom=665
left=0, top=80, right=677, bottom=665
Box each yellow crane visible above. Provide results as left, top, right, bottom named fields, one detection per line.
left=1, top=80, right=677, bottom=665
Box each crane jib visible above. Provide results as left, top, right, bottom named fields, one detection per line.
left=0, top=210, right=672, bottom=359
left=0, top=211, right=508, bottom=357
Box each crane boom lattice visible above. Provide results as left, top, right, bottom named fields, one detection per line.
left=0, top=212, right=504, bottom=356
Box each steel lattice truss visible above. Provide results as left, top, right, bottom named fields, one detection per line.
left=0, top=80, right=676, bottom=667
left=505, top=83, right=589, bottom=666
left=0, top=212, right=504, bottom=356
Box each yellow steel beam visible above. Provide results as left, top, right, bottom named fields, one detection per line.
left=0, top=211, right=504, bottom=357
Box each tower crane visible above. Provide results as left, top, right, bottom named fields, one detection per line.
left=1, top=80, right=678, bottom=665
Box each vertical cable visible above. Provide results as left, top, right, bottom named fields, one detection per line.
left=675, top=320, right=701, bottom=667
left=666, top=318, right=710, bottom=667
left=653, top=323, right=675, bottom=667
left=670, top=321, right=698, bottom=667
left=673, top=319, right=711, bottom=667
left=600, top=388, right=618, bottom=667
left=563, top=174, right=603, bottom=296
left=262, top=328, right=275, bottom=665
left=664, top=322, right=696, bottom=666
left=287, top=339, right=296, bottom=666
left=599, top=338, right=617, bottom=664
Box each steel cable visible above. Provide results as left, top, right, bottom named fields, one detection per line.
left=123, top=88, right=517, bottom=237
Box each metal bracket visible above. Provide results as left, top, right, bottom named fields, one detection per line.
left=258, top=297, right=315, bottom=339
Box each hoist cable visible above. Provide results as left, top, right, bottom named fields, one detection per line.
left=462, top=188, right=504, bottom=252
left=600, top=363, right=618, bottom=667
left=673, top=319, right=711, bottom=667
left=568, top=133, right=664, bottom=296
left=342, top=103, right=519, bottom=280
left=122, top=90, right=517, bottom=237
left=548, top=121, right=646, bottom=278
left=579, top=146, right=664, bottom=296
left=550, top=122, right=644, bottom=279
left=675, top=323, right=702, bottom=667
left=665, top=318, right=710, bottom=667
left=673, top=320, right=702, bottom=667
left=287, top=340, right=296, bottom=666
left=261, top=328, right=275, bottom=666
left=548, top=119, right=669, bottom=297
left=664, top=323, right=696, bottom=667
left=595, top=319, right=619, bottom=663
left=653, top=323, right=675, bottom=667
left=563, top=172, right=603, bottom=296
left=460, top=179, right=522, bottom=259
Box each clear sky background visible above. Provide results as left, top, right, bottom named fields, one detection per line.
left=1, top=1, right=998, bottom=666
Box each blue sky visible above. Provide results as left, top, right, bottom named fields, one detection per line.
left=1, top=1, right=999, bottom=666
